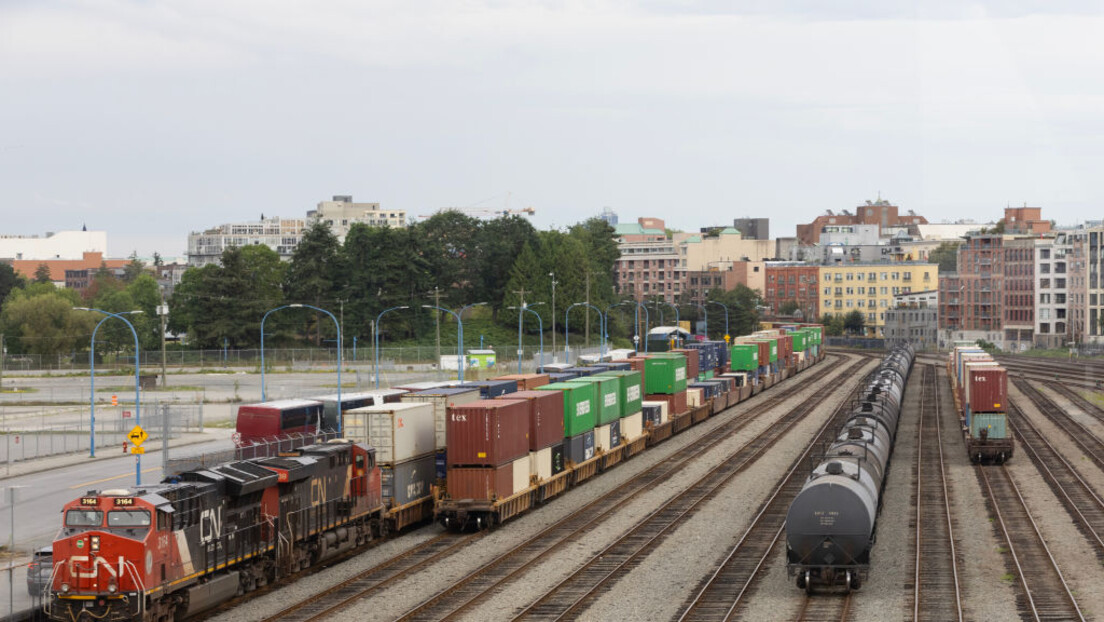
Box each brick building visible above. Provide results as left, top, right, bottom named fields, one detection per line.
left=796, top=198, right=928, bottom=245
left=764, top=263, right=820, bottom=320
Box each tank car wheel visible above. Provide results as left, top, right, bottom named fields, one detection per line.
left=845, top=571, right=852, bottom=593
left=804, top=570, right=813, bottom=595
left=850, top=571, right=861, bottom=590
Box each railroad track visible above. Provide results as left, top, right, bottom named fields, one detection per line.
left=795, top=592, right=853, bottom=622
left=997, top=357, right=1104, bottom=390
left=1006, top=402, right=1104, bottom=560
left=509, top=358, right=876, bottom=621
left=671, top=363, right=878, bottom=622
left=911, top=364, right=963, bottom=622
left=976, top=464, right=1085, bottom=621
left=392, top=355, right=867, bottom=622
left=261, top=352, right=859, bottom=621
left=1012, top=378, right=1104, bottom=474
left=263, top=532, right=482, bottom=622
left=1050, top=382, right=1104, bottom=422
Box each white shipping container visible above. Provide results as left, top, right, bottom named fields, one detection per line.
left=400, top=389, right=481, bottom=449
left=595, top=423, right=611, bottom=452
left=643, top=400, right=669, bottom=423
left=686, top=388, right=703, bottom=408
left=512, top=456, right=531, bottom=494
left=344, top=403, right=436, bottom=463
left=621, top=411, right=643, bottom=441
left=529, top=446, right=553, bottom=482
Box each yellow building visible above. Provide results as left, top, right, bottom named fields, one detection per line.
left=818, top=263, right=938, bottom=336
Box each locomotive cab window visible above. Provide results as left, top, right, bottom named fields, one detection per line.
left=108, top=510, right=151, bottom=528
left=65, top=510, right=103, bottom=527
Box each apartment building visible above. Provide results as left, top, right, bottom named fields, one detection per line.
left=764, top=263, right=820, bottom=320
left=1089, top=226, right=1104, bottom=344
left=1034, top=232, right=1081, bottom=348
left=819, top=263, right=937, bottom=336
left=187, top=216, right=307, bottom=267
left=796, top=198, right=928, bottom=245
left=613, top=218, right=682, bottom=302
left=884, top=290, right=939, bottom=350
left=307, top=195, right=407, bottom=237
left=684, top=261, right=765, bottom=304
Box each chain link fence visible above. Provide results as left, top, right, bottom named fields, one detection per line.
left=0, top=403, right=202, bottom=464
left=1, top=343, right=610, bottom=373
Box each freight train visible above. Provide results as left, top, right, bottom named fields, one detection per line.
left=785, top=343, right=914, bottom=593
left=948, top=343, right=1012, bottom=462
left=46, top=326, right=825, bottom=621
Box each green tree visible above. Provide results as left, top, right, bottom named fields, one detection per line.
left=169, top=245, right=285, bottom=348
left=844, top=310, right=866, bottom=335
left=928, top=241, right=961, bottom=273
left=706, top=284, right=762, bottom=338
left=413, top=211, right=483, bottom=308
left=0, top=263, right=26, bottom=309
left=821, top=312, right=846, bottom=336
left=284, top=221, right=343, bottom=344
left=83, top=264, right=125, bottom=303
left=778, top=300, right=801, bottom=316
left=477, top=216, right=538, bottom=318
left=0, top=285, right=93, bottom=358
left=122, top=252, right=146, bottom=283
left=34, top=263, right=52, bottom=283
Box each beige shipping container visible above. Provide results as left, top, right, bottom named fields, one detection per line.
left=595, top=423, right=612, bottom=452
left=621, top=411, right=643, bottom=441
left=512, top=456, right=531, bottom=494
left=529, top=446, right=553, bottom=482
left=642, top=399, right=669, bottom=423
left=686, top=388, right=704, bottom=408
left=400, top=388, right=481, bottom=449
left=344, top=402, right=435, bottom=463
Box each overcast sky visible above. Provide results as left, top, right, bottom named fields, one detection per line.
left=2, top=1, right=1103, bottom=258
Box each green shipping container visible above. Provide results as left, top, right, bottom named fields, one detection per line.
left=792, top=331, right=807, bottom=352
left=644, top=356, right=688, bottom=394
left=970, top=412, right=1008, bottom=440
left=729, top=344, right=759, bottom=371
left=565, top=376, right=621, bottom=425
left=536, top=382, right=596, bottom=437
left=595, top=370, right=643, bottom=417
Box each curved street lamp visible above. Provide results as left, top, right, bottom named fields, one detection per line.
left=86, top=310, right=142, bottom=458
left=423, top=305, right=466, bottom=382
left=75, top=307, right=143, bottom=484
left=708, top=300, right=730, bottom=337
left=261, top=303, right=343, bottom=433
left=565, top=302, right=606, bottom=364
left=509, top=303, right=545, bottom=371
left=375, top=306, right=410, bottom=388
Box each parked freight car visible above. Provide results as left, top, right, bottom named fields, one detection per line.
left=785, top=343, right=914, bottom=593
left=436, top=338, right=826, bottom=531
left=948, top=344, right=1013, bottom=462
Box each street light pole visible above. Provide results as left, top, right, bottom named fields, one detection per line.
left=261, top=304, right=344, bottom=432
left=375, top=306, right=410, bottom=388
left=87, top=310, right=142, bottom=458
left=75, top=308, right=142, bottom=483
left=708, top=300, right=730, bottom=337
left=423, top=305, right=467, bottom=382
left=565, top=302, right=606, bottom=364
left=509, top=304, right=545, bottom=371
left=547, top=273, right=556, bottom=364
left=158, top=292, right=169, bottom=387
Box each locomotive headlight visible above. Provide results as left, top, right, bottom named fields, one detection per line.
left=91, top=536, right=100, bottom=552
left=108, top=581, right=118, bottom=594
left=60, top=583, right=70, bottom=593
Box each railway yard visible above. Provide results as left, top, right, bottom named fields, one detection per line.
left=159, top=349, right=1102, bottom=622
left=14, top=347, right=1104, bottom=621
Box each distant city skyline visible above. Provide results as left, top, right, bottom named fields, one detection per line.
left=4, top=1, right=1103, bottom=257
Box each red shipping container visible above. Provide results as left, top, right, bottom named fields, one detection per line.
left=497, top=390, right=565, bottom=450
left=672, top=349, right=700, bottom=380
left=447, top=464, right=513, bottom=500
left=646, top=391, right=688, bottom=418
left=493, top=374, right=551, bottom=390
left=967, top=367, right=1007, bottom=414
left=778, top=335, right=793, bottom=365
left=447, top=399, right=530, bottom=467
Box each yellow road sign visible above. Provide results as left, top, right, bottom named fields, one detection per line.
left=129, top=445, right=145, bottom=455
left=127, top=425, right=148, bottom=446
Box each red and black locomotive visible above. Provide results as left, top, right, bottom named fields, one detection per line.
left=47, top=440, right=383, bottom=621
